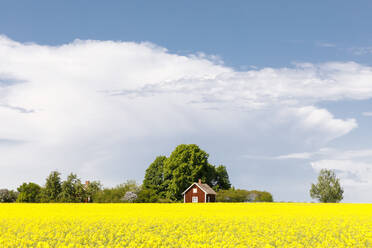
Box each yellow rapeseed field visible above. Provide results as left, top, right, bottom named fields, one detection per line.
left=0, top=203, right=372, bottom=248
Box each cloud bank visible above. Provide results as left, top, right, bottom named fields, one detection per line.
left=275, top=148, right=372, bottom=202
left=1, top=35, right=372, bottom=201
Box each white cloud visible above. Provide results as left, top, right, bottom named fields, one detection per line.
left=316, top=42, right=336, bottom=48
left=311, top=159, right=372, bottom=181
left=276, top=152, right=313, bottom=160
left=311, top=159, right=372, bottom=202
left=275, top=148, right=334, bottom=160
left=278, top=106, right=357, bottom=144
left=362, top=112, right=372, bottom=116
left=278, top=147, right=372, bottom=202
left=1, top=35, right=372, bottom=199
left=351, top=47, right=372, bottom=55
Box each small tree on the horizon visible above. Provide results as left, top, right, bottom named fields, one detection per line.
left=310, top=169, right=343, bottom=203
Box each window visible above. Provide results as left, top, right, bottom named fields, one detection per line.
left=192, top=196, right=198, bottom=203
left=193, top=188, right=197, bottom=193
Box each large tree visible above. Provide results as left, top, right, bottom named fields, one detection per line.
left=142, top=144, right=232, bottom=201
left=59, top=173, right=86, bottom=203
left=215, top=165, right=231, bottom=190
left=163, top=144, right=212, bottom=200
left=41, top=171, right=62, bottom=202
left=17, top=182, right=41, bottom=203
left=142, top=156, right=167, bottom=198
left=310, top=169, right=344, bottom=203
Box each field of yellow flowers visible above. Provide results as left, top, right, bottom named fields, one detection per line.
left=0, top=203, right=372, bottom=247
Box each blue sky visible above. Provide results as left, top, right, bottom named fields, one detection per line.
left=2, top=1, right=372, bottom=68
left=1, top=1, right=372, bottom=202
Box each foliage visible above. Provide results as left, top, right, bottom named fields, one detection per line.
left=310, top=169, right=344, bottom=203
left=214, top=165, right=231, bottom=190
left=16, top=182, right=42, bottom=203
left=135, top=187, right=173, bottom=203
left=142, top=156, right=167, bottom=197
left=94, top=180, right=139, bottom=203
left=0, top=189, right=18, bottom=203
left=59, top=173, right=86, bottom=203
left=1, top=203, right=372, bottom=247
left=16, top=172, right=102, bottom=203
left=144, top=144, right=231, bottom=201
left=163, top=144, right=210, bottom=200
left=135, top=188, right=159, bottom=203
left=40, top=171, right=62, bottom=202
left=216, top=188, right=273, bottom=202
left=11, top=144, right=232, bottom=203
left=85, top=181, right=102, bottom=203
left=252, top=190, right=273, bottom=202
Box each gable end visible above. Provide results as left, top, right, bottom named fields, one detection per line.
left=181, top=183, right=208, bottom=195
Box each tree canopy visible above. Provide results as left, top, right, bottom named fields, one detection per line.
left=143, top=144, right=232, bottom=201
left=59, top=173, right=86, bottom=203
left=40, top=171, right=62, bottom=202
left=215, top=165, right=231, bottom=191
left=143, top=156, right=167, bottom=197
left=17, top=182, right=41, bottom=203
left=0, top=189, right=18, bottom=203
left=310, top=169, right=344, bottom=203
left=216, top=188, right=273, bottom=202
left=94, top=180, right=138, bottom=203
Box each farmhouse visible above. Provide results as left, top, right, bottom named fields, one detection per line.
left=182, top=179, right=217, bottom=203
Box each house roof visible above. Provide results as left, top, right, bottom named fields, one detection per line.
left=197, top=183, right=217, bottom=195
left=181, top=182, right=217, bottom=195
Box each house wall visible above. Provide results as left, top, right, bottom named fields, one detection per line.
left=207, top=194, right=216, bottom=202
left=184, top=184, right=205, bottom=203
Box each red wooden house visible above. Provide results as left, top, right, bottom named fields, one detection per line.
left=182, top=179, right=217, bottom=203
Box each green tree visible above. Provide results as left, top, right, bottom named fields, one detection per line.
left=0, top=189, right=18, bottom=202
left=136, top=187, right=159, bottom=203
left=216, top=188, right=273, bottom=202
left=59, top=173, right=86, bottom=203
left=143, top=156, right=167, bottom=197
left=215, top=165, right=231, bottom=190
left=94, top=180, right=139, bottom=203
left=251, top=190, right=273, bottom=202
left=142, top=144, right=232, bottom=201
left=310, top=169, right=344, bottom=203
left=163, top=144, right=215, bottom=200
left=41, top=171, right=62, bottom=202
left=85, top=181, right=102, bottom=202
left=216, top=188, right=249, bottom=202
left=17, top=182, right=41, bottom=202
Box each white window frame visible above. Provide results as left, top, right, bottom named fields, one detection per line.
left=193, top=188, right=197, bottom=193
left=192, top=196, right=198, bottom=203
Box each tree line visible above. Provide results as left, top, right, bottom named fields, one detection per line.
left=1, top=144, right=275, bottom=203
